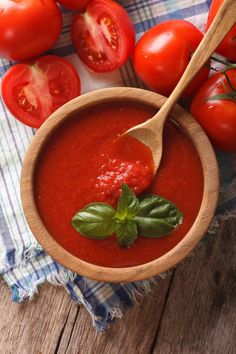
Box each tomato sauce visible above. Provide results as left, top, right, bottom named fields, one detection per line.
left=35, top=102, right=204, bottom=267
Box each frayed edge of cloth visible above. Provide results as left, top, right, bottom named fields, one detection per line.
left=208, top=210, right=236, bottom=234
left=90, top=277, right=161, bottom=332
left=0, top=242, right=43, bottom=274
left=201, top=210, right=236, bottom=245
left=10, top=267, right=76, bottom=303
left=47, top=268, right=76, bottom=285
left=3, top=210, right=235, bottom=331
left=7, top=270, right=162, bottom=332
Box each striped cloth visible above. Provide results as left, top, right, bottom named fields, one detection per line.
left=0, top=0, right=235, bottom=331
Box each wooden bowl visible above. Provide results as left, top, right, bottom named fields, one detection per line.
left=20, top=87, right=219, bottom=283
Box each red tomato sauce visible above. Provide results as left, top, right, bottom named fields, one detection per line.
left=35, top=102, right=204, bottom=267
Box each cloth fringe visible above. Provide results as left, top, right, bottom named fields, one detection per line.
left=47, top=268, right=76, bottom=285
left=0, top=242, right=43, bottom=274
left=5, top=210, right=236, bottom=331
left=208, top=210, right=236, bottom=235
left=10, top=267, right=76, bottom=303
left=201, top=210, right=236, bottom=245
left=91, top=278, right=160, bottom=331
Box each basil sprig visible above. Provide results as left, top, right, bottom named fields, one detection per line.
left=72, top=203, right=116, bottom=239
left=116, top=183, right=140, bottom=220
left=72, top=183, right=183, bottom=247
left=135, top=195, right=183, bottom=237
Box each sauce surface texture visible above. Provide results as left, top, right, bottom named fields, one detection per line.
left=35, top=103, right=204, bottom=267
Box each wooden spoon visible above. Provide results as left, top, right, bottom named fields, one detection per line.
left=126, top=0, right=236, bottom=173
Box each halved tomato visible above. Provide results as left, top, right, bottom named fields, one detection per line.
left=72, top=0, right=135, bottom=72
left=1, top=55, right=81, bottom=128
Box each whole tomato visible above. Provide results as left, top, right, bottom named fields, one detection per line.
left=191, top=69, right=236, bottom=152
left=133, top=20, right=210, bottom=97
left=57, top=0, right=91, bottom=10
left=206, top=0, right=236, bottom=62
left=0, top=0, right=62, bottom=61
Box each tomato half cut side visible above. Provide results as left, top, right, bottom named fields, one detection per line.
left=1, top=55, right=81, bottom=128
left=72, top=0, right=135, bottom=72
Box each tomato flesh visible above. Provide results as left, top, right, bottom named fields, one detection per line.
left=91, top=134, right=154, bottom=206
left=72, top=0, right=135, bottom=72
left=207, top=0, right=236, bottom=61
left=12, top=81, right=41, bottom=120
left=191, top=69, right=236, bottom=152
left=1, top=56, right=81, bottom=128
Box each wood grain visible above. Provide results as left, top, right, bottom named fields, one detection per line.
left=152, top=218, right=236, bottom=354
left=57, top=275, right=172, bottom=354
left=0, top=276, right=173, bottom=354
left=126, top=0, right=236, bottom=172
left=20, top=88, right=219, bottom=283
left=0, top=283, right=77, bottom=354
left=0, top=218, right=235, bottom=354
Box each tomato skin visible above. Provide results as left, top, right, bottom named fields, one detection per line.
left=57, top=0, right=91, bottom=10
left=72, top=0, right=135, bottom=73
left=206, top=0, right=236, bottom=62
left=0, top=0, right=62, bottom=61
left=133, top=20, right=210, bottom=97
left=191, top=69, right=236, bottom=152
left=1, top=55, right=81, bottom=128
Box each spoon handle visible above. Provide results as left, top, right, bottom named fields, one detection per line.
left=153, top=0, right=236, bottom=123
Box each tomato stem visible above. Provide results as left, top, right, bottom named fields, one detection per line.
left=211, top=55, right=231, bottom=66
left=211, top=55, right=236, bottom=73
left=210, top=56, right=236, bottom=96
left=207, top=70, right=236, bottom=102
left=223, top=71, right=236, bottom=92
left=207, top=93, right=236, bottom=101
left=222, top=64, right=236, bottom=73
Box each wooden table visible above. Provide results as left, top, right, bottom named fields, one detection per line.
left=0, top=219, right=235, bottom=354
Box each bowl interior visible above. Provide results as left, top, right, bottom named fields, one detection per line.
left=20, top=87, right=219, bottom=282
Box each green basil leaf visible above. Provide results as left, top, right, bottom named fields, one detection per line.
left=115, top=221, right=137, bottom=247
left=72, top=203, right=116, bottom=239
left=134, top=195, right=183, bottom=238
left=116, top=183, right=140, bottom=220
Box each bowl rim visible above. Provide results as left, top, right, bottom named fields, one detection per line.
left=20, top=87, right=219, bottom=282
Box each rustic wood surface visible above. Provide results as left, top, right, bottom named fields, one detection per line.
left=0, top=218, right=235, bottom=354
